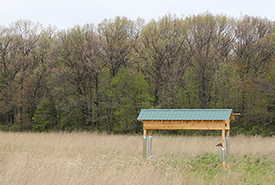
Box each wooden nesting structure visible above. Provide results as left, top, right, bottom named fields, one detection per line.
left=137, top=109, right=238, bottom=169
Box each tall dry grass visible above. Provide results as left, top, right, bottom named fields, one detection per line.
left=0, top=132, right=274, bottom=184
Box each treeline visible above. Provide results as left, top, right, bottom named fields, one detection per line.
left=1, top=12, right=275, bottom=135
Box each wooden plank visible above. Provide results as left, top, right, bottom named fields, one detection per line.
left=143, top=120, right=229, bottom=130
left=144, top=126, right=225, bottom=130
left=230, top=113, right=240, bottom=120
left=143, top=124, right=228, bottom=130
left=233, top=113, right=241, bottom=116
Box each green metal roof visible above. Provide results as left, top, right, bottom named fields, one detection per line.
left=137, top=109, right=233, bottom=120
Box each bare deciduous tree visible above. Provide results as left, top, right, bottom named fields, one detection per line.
left=183, top=12, right=234, bottom=108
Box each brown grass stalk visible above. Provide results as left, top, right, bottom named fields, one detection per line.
left=0, top=132, right=274, bottom=184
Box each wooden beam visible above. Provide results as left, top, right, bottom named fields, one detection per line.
left=142, top=120, right=229, bottom=130
left=232, top=113, right=241, bottom=116
left=230, top=113, right=240, bottom=120
left=222, top=129, right=225, bottom=147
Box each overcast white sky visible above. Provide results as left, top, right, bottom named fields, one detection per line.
left=1, top=0, right=275, bottom=29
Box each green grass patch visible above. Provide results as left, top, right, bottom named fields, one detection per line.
left=149, top=153, right=275, bottom=184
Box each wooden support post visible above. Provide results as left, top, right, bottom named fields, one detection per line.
left=144, top=129, right=147, bottom=136
left=226, top=130, right=230, bottom=169
left=143, top=129, right=147, bottom=161
left=222, top=128, right=225, bottom=169
left=148, top=129, right=152, bottom=160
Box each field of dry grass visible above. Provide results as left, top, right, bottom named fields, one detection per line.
left=0, top=132, right=275, bottom=184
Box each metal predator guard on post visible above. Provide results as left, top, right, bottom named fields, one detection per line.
left=137, top=109, right=239, bottom=169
